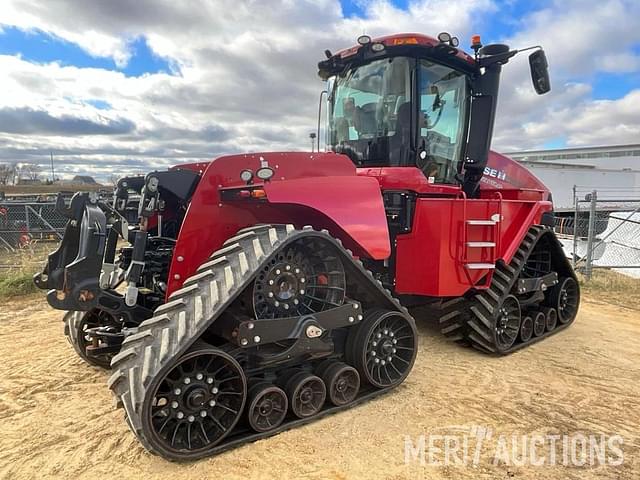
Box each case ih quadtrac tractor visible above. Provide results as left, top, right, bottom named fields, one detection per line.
left=35, top=32, right=580, bottom=461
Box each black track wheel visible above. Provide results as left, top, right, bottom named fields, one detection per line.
left=532, top=311, right=546, bottom=337
left=247, top=382, right=288, bottom=433
left=286, top=372, right=326, bottom=419
left=141, top=344, right=246, bottom=461
left=347, top=309, right=417, bottom=389
left=64, top=309, right=119, bottom=369
left=548, top=277, right=580, bottom=324
left=543, top=307, right=558, bottom=332
left=520, top=315, right=533, bottom=343
left=494, top=295, right=521, bottom=352
left=321, top=362, right=360, bottom=406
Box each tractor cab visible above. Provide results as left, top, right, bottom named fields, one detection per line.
left=319, top=33, right=551, bottom=196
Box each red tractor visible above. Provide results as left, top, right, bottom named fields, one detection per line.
left=35, top=32, right=579, bottom=461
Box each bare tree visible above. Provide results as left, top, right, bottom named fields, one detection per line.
left=0, top=163, right=15, bottom=185
left=21, top=163, right=42, bottom=181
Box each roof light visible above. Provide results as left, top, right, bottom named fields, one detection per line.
left=437, top=32, right=451, bottom=43
left=450, top=37, right=459, bottom=47
left=371, top=42, right=385, bottom=52
left=392, top=37, right=418, bottom=45
left=471, top=34, right=482, bottom=46
left=357, top=34, right=371, bottom=45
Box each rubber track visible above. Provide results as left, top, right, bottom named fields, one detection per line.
left=438, top=225, right=577, bottom=354
left=108, top=224, right=414, bottom=457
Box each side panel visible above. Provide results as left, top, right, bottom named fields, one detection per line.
left=395, top=197, right=552, bottom=297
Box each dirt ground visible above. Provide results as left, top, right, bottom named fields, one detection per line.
left=0, top=295, right=638, bottom=480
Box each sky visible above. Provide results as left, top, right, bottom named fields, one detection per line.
left=0, top=0, right=639, bottom=182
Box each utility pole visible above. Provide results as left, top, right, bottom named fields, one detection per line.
left=50, top=151, right=56, bottom=183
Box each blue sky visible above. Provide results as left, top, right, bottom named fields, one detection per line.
left=0, top=0, right=639, bottom=180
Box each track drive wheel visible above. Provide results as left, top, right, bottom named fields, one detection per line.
left=64, top=309, right=119, bottom=369
left=247, top=382, right=288, bottom=433
left=347, top=310, right=417, bottom=389
left=286, top=372, right=326, bottom=419
left=532, top=311, right=546, bottom=337
left=548, top=277, right=580, bottom=324
left=141, top=344, right=246, bottom=461
left=320, top=362, right=360, bottom=406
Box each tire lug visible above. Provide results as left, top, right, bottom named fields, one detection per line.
left=174, top=388, right=181, bottom=395
left=177, top=411, right=184, bottom=419
left=196, top=373, right=204, bottom=380
left=209, top=400, right=216, bottom=406
left=206, top=377, right=213, bottom=384
left=188, top=415, right=195, bottom=423
left=211, top=387, right=219, bottom=394
left=171, top=401, right=178, bottom=409
left=183, top=377, right=191, bottom=385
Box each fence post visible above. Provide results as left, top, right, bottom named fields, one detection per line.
left=572, top=185, right=578, bottom=269
left=585, top=190, right=597, bottom=281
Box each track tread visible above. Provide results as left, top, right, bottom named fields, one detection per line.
left=108, top=224, right=415, bottom=457
left=437, top=226, right=578, bottom=354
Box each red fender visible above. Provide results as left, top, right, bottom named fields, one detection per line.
left=166, top=152, right=389, bottom=297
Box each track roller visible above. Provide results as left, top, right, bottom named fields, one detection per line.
left=247, top=382, right=288, bottom=433
left=519, top=315, right=533, bottom=342
left=532, top=311, right=546, bottom=337
left=542, top=307, right=557, bottom=332
left=320, top=362, right=360, bottom=406
left=286, top=372, right=326, bottom=419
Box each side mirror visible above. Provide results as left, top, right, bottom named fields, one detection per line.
left=529, top=49, right=551, bottom=94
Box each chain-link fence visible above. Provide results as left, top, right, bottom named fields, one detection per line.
left=0, top=201, right=68, bottom=251
left=558, top=186, right=640, bottom=281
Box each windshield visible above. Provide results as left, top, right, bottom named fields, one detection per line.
left=328, top=56, right=469, bottom=183
left=329, top=57, right=412, bottom=166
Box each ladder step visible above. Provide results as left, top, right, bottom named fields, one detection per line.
left=466, top=242, right=496, bottom=248
left=466, top=220, right=497, bottom=226
left=465, top=263, right=496, bottom=270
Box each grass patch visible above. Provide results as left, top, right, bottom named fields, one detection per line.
left=578, top=269, right=640, bottom=310
left=0, top=270, right=38, bottom=298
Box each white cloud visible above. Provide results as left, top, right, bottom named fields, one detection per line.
left=0, top=0, right=638, bottom=181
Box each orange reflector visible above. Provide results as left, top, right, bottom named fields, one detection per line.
left=392, top=37, right=419, bottom=45
left=250, top=189, right=266, bottom=199
left=471, top=34, right=482, bottom=46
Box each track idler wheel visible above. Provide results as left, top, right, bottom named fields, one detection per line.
left=64, top=309, right=120, bottom=369
left=532, top=311, right=546, bottom=337
left=548, top=277, right=580, bottom=324
left=543, top=307, right=558, bottom=332
left=247, top=382, right=288, bottom=433
left=520, top=315, right=533, bottom=343
left=286, top=372, right=326, bottom=419
left=494, top=295, right=521, bottom=352
left=141, top=344, right=246, bottom=461
left=347, top=310, right=417, bottom=389
left=320, top=362, right=360, bottom=406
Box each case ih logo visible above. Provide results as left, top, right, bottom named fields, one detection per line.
left=483, top=167, right=507, bottom=181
